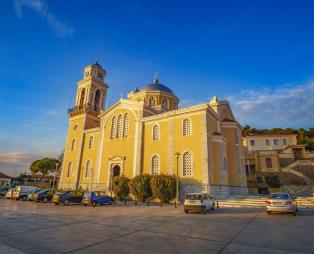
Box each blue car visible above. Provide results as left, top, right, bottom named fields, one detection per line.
left=52, top=191, right=83, bottom=205
left=82, top=191, right=113, bottom=206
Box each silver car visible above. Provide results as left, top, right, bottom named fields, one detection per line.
left=265, top=192, right=297, bottom=216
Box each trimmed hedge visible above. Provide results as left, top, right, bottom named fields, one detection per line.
left=150, top=174, right=176, bottom=203
left=129, top=174, right=152, bottom=202
left=112, top=175, right=130, bottom=201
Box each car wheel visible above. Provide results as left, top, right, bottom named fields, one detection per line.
left=184, top=209, right=188, bottom=213
left=22, top=196, right=27, bottom=201
left=54, top=203, right=59, bottom=205
left=44, top=198, right=48, bottom=203
left=83, top=203, right=87, bottom=206
left=211, top=205, right=215, bottom=211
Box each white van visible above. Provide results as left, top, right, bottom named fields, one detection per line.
left=184, top=193, right=215, bottom=214
left=12, top=186, right=39, bottom=201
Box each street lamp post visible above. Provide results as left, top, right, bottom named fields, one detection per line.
left=52, top=162, right=60, bottom=191
left=175, top=152, right=180, bottom=208
left=110, top=166, right=113, bottom=197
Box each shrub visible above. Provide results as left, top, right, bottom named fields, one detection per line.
left=112, top=175, right=130, bottom=201
left=150, top=174, right=176, bottom=203
left=129, top=174, right=152, bottom=202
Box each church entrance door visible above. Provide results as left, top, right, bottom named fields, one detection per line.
left=113, top=165, right=121, bottom=177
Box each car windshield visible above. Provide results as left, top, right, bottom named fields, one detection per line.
left=186, top=194, right=202, bottom=200
left=55, top=192, right=67, bottom=195
left=270, top=193, right=290, bottom=200
left=34, top=189, right=42, bottom=193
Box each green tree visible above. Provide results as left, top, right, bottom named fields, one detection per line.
left=37, top=158, right=60, bottom=180
left=112, top=175, right=130, bottom=201
left=150, top=174, right=176, bottom=204
left=29, top=160, right=41, bottom=175
left=129, top=174, right=152, bottom=202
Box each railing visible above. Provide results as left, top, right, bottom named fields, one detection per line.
left=68, top=104, right=100, bottom=114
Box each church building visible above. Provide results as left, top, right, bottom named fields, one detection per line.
left=59, top=61, right=248, bottom=198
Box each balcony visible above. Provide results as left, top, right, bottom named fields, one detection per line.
left=68, top=103, right=100, bottom=117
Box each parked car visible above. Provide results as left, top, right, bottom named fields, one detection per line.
left=52, top=191, right=83, bottom=205
left=12, top=186, right=39, bottom=201
left=27, top=189, right=43, bottom=201
left=5, top=188, right=14, bottom=199
left=82, top=191, right=113, bottom=206
left=32, top=189, right=54, bottom=202
left=265, top=192, right=298, bottom=215
left=0, top=187, right=9, bottom=198
left=184, top=193, right=215, bottom=214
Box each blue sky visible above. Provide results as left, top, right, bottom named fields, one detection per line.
left=1, top=0, right=314, bottom=175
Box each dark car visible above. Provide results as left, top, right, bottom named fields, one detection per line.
left=32, top=189, right=54, bottom=202
left=52, top=191, right=83, bottom=205
left=82, top=191, right=113, bottom=206
left=0, top=187, right=9, bottom=198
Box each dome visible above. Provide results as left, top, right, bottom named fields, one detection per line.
left=140, top=79, right=175, bottom=95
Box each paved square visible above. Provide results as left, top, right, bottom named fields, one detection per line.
left=0, top=199, right=314, bottom=254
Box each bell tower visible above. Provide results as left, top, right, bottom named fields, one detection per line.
left=68, top=60, right=109, bottom=128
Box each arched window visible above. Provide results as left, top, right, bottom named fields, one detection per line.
left=183, top=152, right=192, bottom=176
left=71, top=139, right=75, bottom=151
left=67, top=162, right=72, bottom=177
left=183, top=119, right=191, bottom=136
left=123, top=113, right=129, bottom=137
left=149, top=97, right=156, bottom=107
left=89, top=136, right=94, bottom=149
left=151, top=155, right=160, bottom=175
left=152, top=124, right=160, bottom=141
left=85, top=160, right=91, bottom=177
left=79, top=88, right=85, bottom=108
left=94, top=89, right=101, bottom=111
left=111, top=116, right=117, bottom=139
left=74, top=124, right=78, bottom=130
left=117, top=115, right=123, bottom=138
left=161, top=98, right=168, bottom=109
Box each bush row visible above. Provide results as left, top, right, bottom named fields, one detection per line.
left=112, top=174, right=177, bottom=204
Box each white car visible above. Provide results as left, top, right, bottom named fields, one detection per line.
left=184, top=193, right=215, bottom=214
left=5, top=188, right=14, bottom=199
left=12, top=186, right=39, bottom=201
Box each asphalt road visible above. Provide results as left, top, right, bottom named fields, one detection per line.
left=0, top=199, right=314, bottom=254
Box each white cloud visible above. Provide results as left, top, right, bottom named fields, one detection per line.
left=0, top=151, right=41, bottom=176
left=14, top=0, right=73, bottom=38
left=228, top=81, right=314, bottom=128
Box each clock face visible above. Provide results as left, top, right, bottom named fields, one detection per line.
left=85, top=71, right=89, bottom=77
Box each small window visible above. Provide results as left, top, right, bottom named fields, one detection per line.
left=151, top=155, right=160, bottom=175
left=74, top=125, right=78, bottom=130
left=149, top=97, right=156, bottom=107
left=250, top=140, right=255, bottom=146
left=152, top=124, right=160, bottom=141
left=85, top=160, right=91, bottom=177
left=111, top=116, right=117, bottom=139
left=183, top=152, right=192, bottom=176
left=67, top=162, right=72, bottom=177
left=161, top=98, right=168, bottom=109
left=123, top=113, right=129, bottom=137
left=266, top=139, right=270, bottom=145
left=266, top=158, right=272, bottom=168
left=89, top=136, right=94, bottom=149
left=283, top=139, right=287, bottom=146
left=273, top=139, right=279, bottom=146
left=183, top=119, right=191, bottom=136
left=117, top=115, right=123, bottom=138
left=71, top=139, right=75, bottom=151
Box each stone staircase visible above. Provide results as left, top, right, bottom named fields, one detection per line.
left=217, top=195, right=314, bottom=208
